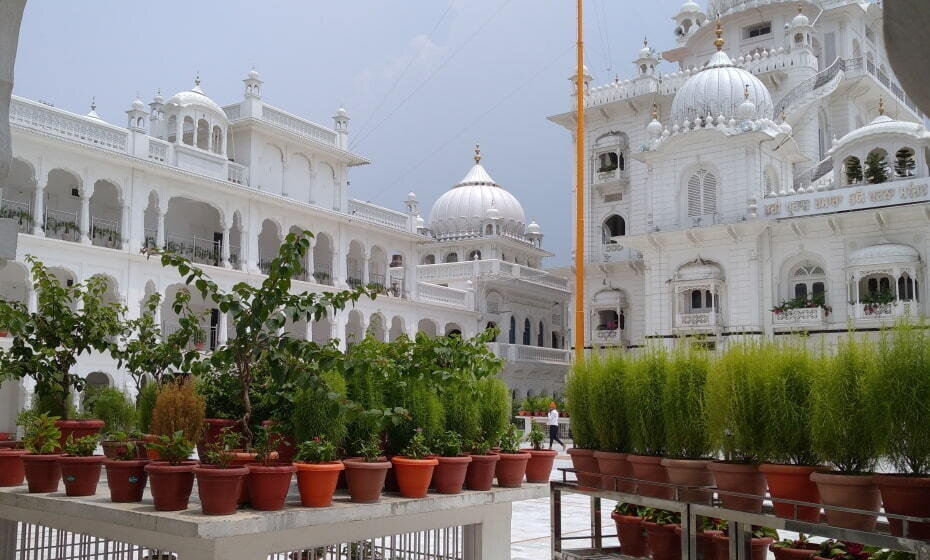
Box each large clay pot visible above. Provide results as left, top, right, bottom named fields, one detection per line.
left=0, top=449, right=27, bottom=486
left=55, top=419, right=104, bottom=448
left=595, top=451, right=635, bottom=493
left=102, top=440, right=146, bottom=460
left=696, top=530, right=723, bottom=560
left=628, top=455, right=674, bottom=499
left=261, top=420, right=297, bottom=464
left=708, top=462, right=766, bottom=513
left=143, top=434, right=161, bottom=461
left=661, top=458, right=714, bottom=503
left=229, top=451, right=260, bottom=505
left=611, top=512, right=649, bottom=557
left=770, top=543, right=820, bottom=560
left=103, top=459, right=149, bottom=502
left=465, top=453, right=500, bottom=491
left=58, top=455, right=104, bottom=496
left=711, top=534, right=773, bottom=560
left=567, top=448, right=601, bottom=489
left=194, top=465, right=249, bottom=515
left=392, top=456, right=438, bottom=498
left=197, top=418, right=239, bottom=458
left=810, top=471, right=880, bottom=531
left=22, top=454, right=62, bottom=493
left=643, top=523, right=680, bottom=560
left=432, top=455, right=472, bottom=494
left=524, top=449, right=557, bottom=483
left=343, top=459, right=392, bottom=503
left=145, top=461, right=197, bottom=511
left=874, top=474, right=930, bottom=538
left=295, top=461, right=344, bottom=507
left=760, top=464, right=822, bottom=522
left=247, top=463, right=296, bottom=511
left=495, top=452, right=531, bottom=488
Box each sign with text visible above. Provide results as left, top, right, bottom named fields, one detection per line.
left=762, top=179, right=930, bottom=219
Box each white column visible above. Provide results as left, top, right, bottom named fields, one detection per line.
left=246, top=224, right=259, bottom=273
left=80, top=192, right=91, bottom=244
left=220, top=226, right=230, bottom=268
left=32, top=179, right=45, bottom=236
left=156, top=209, right=166, bottom=249
left=217, top=311, right=228, bottom=345
left=462, top=502, right=513, bottom=560
left=120, top=203, right=130, bottom=250
left=304, top=320, right=312, bottom=341
left=362, top=254, right=370, bottom=285
left=281, top=162, right=289, bottom=198
left=26, top=285, right=36, bottom=313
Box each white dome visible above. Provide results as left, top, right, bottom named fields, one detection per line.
left=527, top=219, right=541, bottom=235
left=792, top=7, right=811, bottom=28
left=428, top=154, right=526, bottom=238
left=849, top=243, right=920, bottom=267
left=131, top=97, right=146, bottom=111
left=166, top=81, right=227, bottom=120
left=675, top=259, right=723, bottom=281
left=678, top=0, right=702, bottom=14
left=830, top=114, right=929, bottom=154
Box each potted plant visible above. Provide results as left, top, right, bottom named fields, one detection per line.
left=58, top=434, right=104, bottom=496
left=771, top=535, right=820, bottom=560
left=523, top=421, right=556, bottom=483
left=758, top=342, right=822, bottom=522
left=810, top=335, right=882, bottom=530
left=194, top=427, right=249, bottom=515
left=612, top=503, right=649, bottom=557
left=102, top=430, right=145, bottom=460
left=711, top=525, right=777, bottom=560
left=144, top=430, right=197, bottom=511
left=149, top=377, right=205, bottom=456
left=464, top=438, right=500, bottom=491
left=706, top=342, right=768, bottom=512
left=871, top=323, right=930, bottom=538
left=495, top=424, right=530, bottom=488
left=661, top=346, right=714, bottom=504
left=343, top=433, right=392, bottom=503
left=295, top=436, right=344, bottom=507
left=195, top=368, right=244, bottom=459
left=625, top=350, right=674, bottom=499
left=813, top=541, right=877, bottom=560
left=19, top=411, right=62, bottom=493
left=566, top=359, right=601, bottom=489
left=392, top=429, right=438, bottom=498
left=246, top=424, right=296, bottom=511
left=431, top=430, right=472, bottom=494
left=103, top=440, right=150, bottom=503
left=0, top=411, right=30, bottom=487
left=591, top=353, right=634, bottom=492
left=641, top=508, right=681, bottom=560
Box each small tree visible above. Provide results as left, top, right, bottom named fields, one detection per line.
left=865, top=151, right=889, bottom=184
left=845, top=156, right=863, bottom=185
left=894, top=148, right=916, bottom=178
left=0, top=256, right=124, bottom=419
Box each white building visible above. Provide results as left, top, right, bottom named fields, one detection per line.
left=0, top=71, right=569, bottom=431
left=550, top=0, right=929, bottom=350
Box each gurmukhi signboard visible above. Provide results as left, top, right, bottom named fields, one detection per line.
left=763, top=179, right=930, bottom=219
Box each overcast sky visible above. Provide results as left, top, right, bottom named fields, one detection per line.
left=14, top=0, right=685, bottom=267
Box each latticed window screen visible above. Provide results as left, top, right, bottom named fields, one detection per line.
left=686, top=169, right=717, bottom=217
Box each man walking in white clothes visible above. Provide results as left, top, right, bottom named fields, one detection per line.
left=547, top=402, right=565, bottom=451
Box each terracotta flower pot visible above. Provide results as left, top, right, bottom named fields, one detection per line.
left=696, top=530, right=723, bottom=560
left=770, top=543, right=820, bottom=560
left=392, top=456, right=439, bottom=498
left=628, top=455, right=674, bottom=499
left=0, top=449, right=28, bottom=486
left=55, top=419, right=104, bottom=448
left=102, top=441, right=136, bottom=459
left=643, top=522, right=680, bottom=560
left=143, top=434, right=161, bottom=461
left=343, top=459, right=392, bottom=503
left=708, top=462, right=766, bottom=513
left=145, top=461, right=197, bottom=511
left=195, top=465, right=249, bottom=515
left=595, top=451, right=634, bottom=493
left=661, top=458, right=714, bottom=504
left=567, top=448, right=601, bottom=489
left=809, top=471, right=880, bottom=530
left=58, top=455, right=104, bottom=496
left=465, top=453, right=500, bottom=491
left=295, top=461, right=344, bottom=506
left=874, top=474, right=930, bottom=538
left=261, top=420, right=296, bottom=463
left=611, top=512, right=649, bottom=557
left=103, top=459, right=149, bottom=502
left=524, top=449, right=557, bottom=483
left=229, top=451, right=260, bottom=504
left=712, top=534, right=773, bottom=560
left=247, top=463, right=296, bottom=511
left=22, top=454, right=62, bottom=493
left=197, top=418, right=240, bottom=458
left=495, top=452, right=530, bottom=488
left=759, top=464, right=822, bottom=522
left=432, top=455, right=472, bottom=494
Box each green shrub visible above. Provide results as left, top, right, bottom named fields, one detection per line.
left=442, top=386, right=481, bottom=444
left=810, top=334, right=881, bottom=473
left=387, top=378, right=444, bottom=454
left=591, top=353, right=628, bottom=452
left=195, top=368, right=244, bottom=420
left=760, top=341, right=818, bottom=465
left=663, top=346, right=710, bottom=459
left=475, top=376, right=510, bottom=445
left=292, top=370, right=348, bottom=450
left=84, top=387, right=136, bottom=434
left=625, top=349, right=667, bottom=456
left=566, top=358, right=597, bottom=449
left=706, top=341, right=768, bottom=463
left=135, top=382, right=159, bottom=434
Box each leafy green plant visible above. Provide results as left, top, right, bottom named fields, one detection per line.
left=433, top=430, right=464, bottom=457
left=498, top=423, right=523, bottom=454
left=83, top=387, right=136, bottom=434
left=816, top=541, right=878, bottom=560
left=811, top=334, right=881, bottom=473
left=196, top=368, right=245, bottom=420
left=706, top=342, right=768, bottom=463
left=63, top=434, right=99, bottom=456
left=614, top=502, right=642, bottom=516
left=772, top=534, right=811, bottom=549
left=252, top=423, right=279, bottom=466
left=625, top=349, right=667, bottom=456
left=475, top=376, right=510, bottom=446
left=136, top=382, right=158, bottom=434
left=357, top=433, right=384, bottom=463
left=751, top=527, right=778, bottom=539
left=146, top=430, right=194, bottom=465
left=400, top=429, right=431, bottom=459
left=527, top=422, right=546, bottom=451
left=566, top=358, right=597, bottom=449
left=663, top=346, right=710, bottom=459
left=109, top=440, right=140, bottom=461
left=591, top=353, right=628, bottom=452
left=467, top=438, right=492, bottom=455
left=296, top=437, right=338, bottom=463
left=760, top=341, right=818, bottom=465
left=641, top=508, right=681, bottom=525
left=202, top=427, right=242, bottom=467
left=18, top=411, right=60, bottom=454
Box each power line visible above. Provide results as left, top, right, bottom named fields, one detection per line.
left=350, top=0, right=513, bottom=150
left=350, top=0, right=458, bottom=144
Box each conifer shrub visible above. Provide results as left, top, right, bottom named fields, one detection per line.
left=475, top=376, right=510, bottom=445
left=663, top=345, right=711, bottom=459
left=759, top=340, right=818, bottom=465
left=591, top=353, right=628, bottom=452
left=706, top=341, right=768, bottom=463
left=150, top=378, right=205, bottom=444
left=292, top=370, right=349, bottom=450
left=566, top=357, right=597, bottom=449
left=625, top=348, right=667, bottom=456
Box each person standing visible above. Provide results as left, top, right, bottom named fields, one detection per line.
left=547, top=401, right=565, bottom=451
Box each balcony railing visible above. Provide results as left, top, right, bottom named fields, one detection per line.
left=845, top=57, right=923, bottom=118
left=417, top=259, right=570, bottom=291
left=227, top=162, right=248, bottom=185
left=143, top=228, right=158, bottom=249
left=416, top=282, right=470, bottom=309
left=261, top=105, right=337, bottom=146
left=228, top=245, right=241, bottom=270
left=348, top=199, right=409, bottom=232
left=488, top=342, right=571, bottom=364
left=675, top=311, right=722, bottom=330
left=0, top=199, right=34, bottom=233
left=165, top=233, right=220, bottom=267
left=10, top=96, right=128, bottom=152
left=90, top=216, right=121, bottom=249
left=851, top=300, right=918, bottom=320
left=772, top=307, right=828, bottom=328
left=162, top=323, right=217, bottom=351
left=44, top=208, right=80, bottom=242
left=313, top=262, right=333, bottom=286
left=148, top=138, right=168, bottom=163
left=258, top=260, right=273, bottom=275
left=592, top=328, right=622, bottom=345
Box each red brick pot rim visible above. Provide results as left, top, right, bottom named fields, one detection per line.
left=523, top=448, right=557, bottom=456
left=435, top=455, right=473, bottom=463
left=295, top=461, right=345, bottom=471
left=468, top=453, right=501, bottom=463
left=392, top=456, right=439, bottom=466
left=247, top=463, right=297, bottom=473
left=22, top=453, right=62, bottom=461
left=145, top=461, right=198, bottom=472
left=343, top=459, right=392, bottom=470
left=103, top=458, right=149, bottom=467
left=497, top=452, right=531, bottom=458
left=58, top=455, right=105, bottom=463
left=628, top=454, right=665, bottom=465
left=0, top=449, right=28, bottom=457
left=194, top=465, right=249, bottom=476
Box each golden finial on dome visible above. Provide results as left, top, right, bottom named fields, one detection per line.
left=714, top=20, right=725, bottom=51
left=797, top=3, right=804, bottom=14
left=879, top=96, right=885, bottom=116
left=474, top=144, right=482, bottom=164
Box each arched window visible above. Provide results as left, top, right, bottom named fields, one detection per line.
left=895, top=148, right=917, bottom=178
left=865, top=149, right=890, bottom=184
left=537, top=321, right=544, bottom=347
left=598, top=152, right=619, bottom=173
left=898, top=273, right=916, bottom=301
left=421, top=254, right=435, bottom=265
left=468, top=250, right=482, bottom=260
left=764, top=167, right=779, bottom=195
left=212, top=126, right=224, bottom=155
left=509, top=315, right=516, bottom=344
left=485, top=224, right=493, bottom=235
left=686, top=169, right=717, bottom=218
left=444, top=252, right=458, bottom=263
left=690, top=289, right=702, bottom=310
left=196, top=119, right=209, bottom=150
left=182, top=116, right=195, bottom=146
left=523, top=318, right=531, bottom=345
left=602, top=215, right=626, bottom=244
left=791, top=263, right=826, bottom=301
left=167, top=115, right=177, bottom=143
left=844, top=156, right=863, bottom=185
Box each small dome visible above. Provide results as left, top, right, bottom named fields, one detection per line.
left=86, top=98, right=103, bottom=121
left=153, top=90, right=164, bottom=104
left=675, top=258, right=723, bottom=281
left=416, top=214, right=425, bottom=228
left=486, top=202, right=501, bottom=220
left=647, top=116, right=663, bottom=137
left=638, top=39, right=656, bottom=60
left=792, top=7, right=810, bottom=28
left=527, top=219, right=542, bottom=235
left=849, top=244, right=920, bottom=267
left=736, top=91, right=756, bottom=120
left=678, top=0, right=702, bottom=15
left=131, top=97, right=146, bottom=111
left=407, top=191, right=417, bottom=201
left=830, top=111, right=929, bottom=155
left=166, top=78, right=227, bottom=120
left=248, top=68, right=261, bottom=80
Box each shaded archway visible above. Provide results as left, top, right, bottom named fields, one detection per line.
left=417, top=318, right=438, bottom=337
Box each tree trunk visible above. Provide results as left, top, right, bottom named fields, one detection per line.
left=239, top=358, right=253, bottom=446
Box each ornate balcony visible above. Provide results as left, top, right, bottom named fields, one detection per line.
left=674, top=311, right=722, bottom=332
left=592, top=328, right=622, bottom=346
left=851, top=301, right=918, bottom=320
left=772, top=307, right=828, bottom=330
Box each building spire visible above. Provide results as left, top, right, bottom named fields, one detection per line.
left=714, top=20, right=725, bottom=51
left=474, top=143, right=482, bottom=164
left=194, top=71, right=201, bottom=87
left=90, top=96, right=96, bottom=112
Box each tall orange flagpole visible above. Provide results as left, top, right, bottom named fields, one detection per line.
left=574, top=0, right=586, bottom=358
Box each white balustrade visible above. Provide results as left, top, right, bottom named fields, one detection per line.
left=675, top=311, right=722, bottom=330
left=592, top=328, right=622, bottom=345
left=348, top=199, right=409, bottom=231
left=488, top=342, right=570, bottom=364
left=772, top=307, right=828, bottom=328
left=261, top=105, right=337, bottom=145
left=147, top=139, right=168, bottom=162
left=851, top=301, right=917, bottom=320
left=10, top=97, right=128, bottom=151
left=227, top=162, right=249, bottom=185
left=416, top=282, right=470, bottom=309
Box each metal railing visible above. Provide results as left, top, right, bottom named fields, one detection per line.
left=162, top=323, right=217, bottom=351
left=44, top=208, right=80, bottom=242
left=90, top=216, right=121, bottom=249
left=165, top=233, right=221, bottom=267
left=143, top=228, right=158, bottom=250
left=792, top=157, right=834, bottom=193
left=313, top=262, right=334, bottom=286
left=0, top=199, right=34, bottom=233
left=774, top=57, right=846, bottom=118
